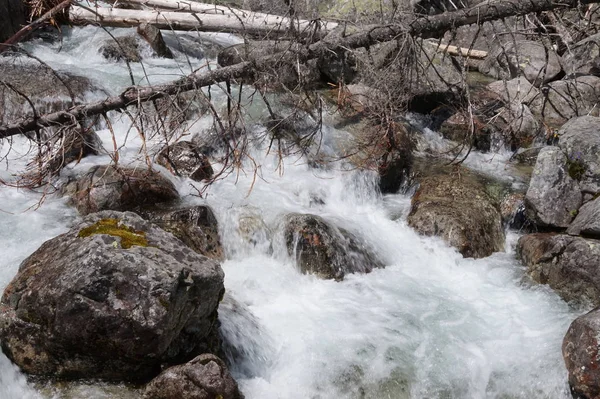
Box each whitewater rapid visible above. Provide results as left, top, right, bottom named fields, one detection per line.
left=0, top=26, right=579, bottom=398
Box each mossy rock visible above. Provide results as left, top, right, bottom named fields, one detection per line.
left=78, top=218, right=148, bottom=249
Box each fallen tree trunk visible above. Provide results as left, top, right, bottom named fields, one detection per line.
left=2, top=0, right=599, bottom=138
left=69, top=4, right=335, bottom=39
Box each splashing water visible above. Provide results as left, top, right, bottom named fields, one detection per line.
left=0, top=26, right=579, bottom=399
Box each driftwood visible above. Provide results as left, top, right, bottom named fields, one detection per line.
left=2, top=0, right=599, bottom=139
left=425, top=40, right=487, bottom=59
left=69, top=4, right=336, bottom=39
left=0, top=0, right=72, bottom=53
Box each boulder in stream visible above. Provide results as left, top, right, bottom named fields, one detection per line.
left=100, top=36, right=142, bottom=63
left=144, top=354, right=243, bottom=399
left=524, top=146, right=582, bottom=229
left=567, top=196, right=600, bottom=238
left=282, top=213, right=383, bottom=280
left=139, top=205, right=224, bottom=260
left=407, top=167, right=505, bottom=258
left=563, top=308, right=600, bottom=399
left=62, top=165, right=180, bottom=215
left=517, top=233, right=600, bottom=306
left=156, top=141, right=214, bottom=182
left=0, top=211, right=225, bottom=380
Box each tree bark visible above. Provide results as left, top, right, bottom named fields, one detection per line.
left=69, top=4, right=335, bottom=39
left=2, top=0, right=599, bottom=138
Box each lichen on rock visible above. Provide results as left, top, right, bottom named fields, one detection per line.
left=77, top=218, right=148, bottom=249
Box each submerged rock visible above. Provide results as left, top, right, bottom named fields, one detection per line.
left=407, top=168, right=505, bottom=258
left=563, top=308, right=600, bottom=399
left=62, top=165, right=180, bottom=215
left=139, top=205, right=223, bottom=260
left=524, top=146, right=582, bottom=229
left=144, top=354, right=243, bottom=399
left=99, top=36, right=142, bottom=63
left=0, top=211, right=224, bottom=381
left=282, top=213, right=383, bottom=280
left=156, top=141, right=214, bottom=182
left=517, top=233, right=600, bottom=306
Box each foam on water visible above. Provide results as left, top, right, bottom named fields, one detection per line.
left=0, top=25, right=581, bottom=399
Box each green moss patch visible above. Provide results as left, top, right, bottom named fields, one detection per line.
left=78, top=218, right=148, bottom=249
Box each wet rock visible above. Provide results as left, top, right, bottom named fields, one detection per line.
left=139, top=205, right=223, bottom=260
left=562, top=32, right=600, bottom=77
left=407, top=168, right=505, bottom=258
left=0, top=60, right=100, bottom=126
left=524, top=146, right=582, bottom=228
left=567, top=197, right=600, bottom=238
left=144, top=354, right=243, bottom=399
left=558, top=115, right=600, bottom=195
left=500, top=192, right=528, bottom=230
left=563, top=308, right=600, bottom=399
left=236, top=207, right=271, bottom=252
left=0, top=0, right=26, bottom=43
left=100, top=36, right=142, bottom=63
left=511, top=146, right=543, bottom=166
left=0, top=211, right=224, bottom=380
left=156, top=141, right=213, bottom=182
left=62, top=165, right=179, bottom=215
left=479, top=40, right=562, bottom=86
left=517, top=233, right=600, bottom=305
left=377, top=122, right=414, bottom=194
left=137, top=24, right=173, bottom=59
left=282, top=213, right=383, bottom=280
left=529, top=76, right=600, bottom=128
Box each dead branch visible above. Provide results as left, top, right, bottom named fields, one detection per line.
left=2, top=0, right=599, bottom=138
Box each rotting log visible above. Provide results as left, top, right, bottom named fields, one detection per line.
left=2, top=0, right=599, bottom=138
left=69, top=4, right=336, bottom=39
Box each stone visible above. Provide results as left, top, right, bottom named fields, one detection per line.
left=138, top=205, right=223, bottom=260
left=486, top=78, right=539, bottom=105
left=282, top=213, right=383, bottom=280
left=62, top=165, right=179, bottom=215
left=137, top=24, right=173, bottom=59
left=524, top=146, right=582, bottom=228
left=563, top=308, right=600, bottom=399
left=407, top=167, right=505, bottom=258
left=568, top=197, right=600, bottom=238
left=479, top=40, right=562, bottom=86
left=558, top=115, right=600, bottom=195
left=156, top=141, right=213, bottom=182
left=0, top=211, right=224, bottom=380
left=500, top=192, right=528, bottom=230
left=517, top=233, right=600, bottom=305
left=529, top=76, right=600, bottom=129
left=562, top=32, right=600, bottom=77
left=511, top=146, right=543, bottom=166
left=0, top=60, right=100, bottom=126
left=100, top=36, right=142, bottom=63
left=144, top=354, right=243, bottom=399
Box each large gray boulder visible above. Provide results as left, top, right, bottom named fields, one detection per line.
left=524, top=146, right=582, bottom=228
left=99, top=36, right=142, bottom=63
left=0, top=60, right=100, bottom=126
left=562, top=32, right=600, bottom=77
left=282, top=213, right=383, bottom=280
left=139, top=205, right=223, bottom=260
left=0, top=211, right=225, bottom=380
left=568, top=197, right=600, bottom=238
left=407, top=168, right=505, bottom=258
left=563, top=308, right=600, bottom=399
left=62, top=165, right=180, bottom=215
left=529, top=76, right=600, bottom=128
left=558, top=115, right=600, bottom=195
left=517, top=233, right=600, bottom=306
left=479, top=40, right=562, bottom=86
left=144, top=354, right=243, bottom=399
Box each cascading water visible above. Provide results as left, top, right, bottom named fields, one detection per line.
left=0, top=25, right=580, bottom=398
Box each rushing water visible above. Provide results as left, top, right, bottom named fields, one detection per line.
left=0, top=25, right=581, bottom=398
